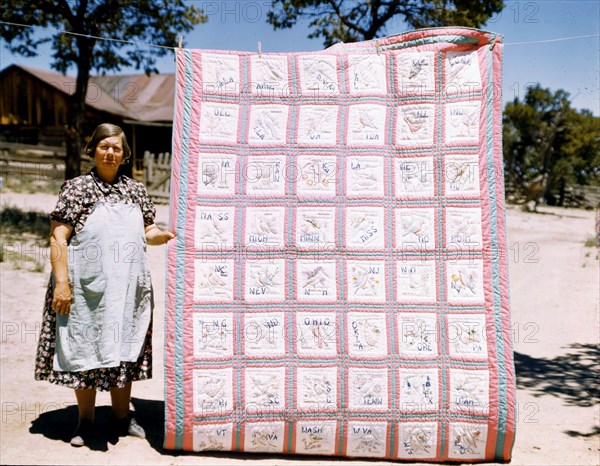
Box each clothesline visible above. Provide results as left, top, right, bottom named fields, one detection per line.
left=1, top=19, right=599, bottom=51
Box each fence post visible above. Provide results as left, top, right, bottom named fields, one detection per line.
left=144, top=151, right=153, bottom=186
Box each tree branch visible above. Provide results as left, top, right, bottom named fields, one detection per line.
left=55, top=0, right=76, bottom=26
left=326, top=0, right=368, bottom=37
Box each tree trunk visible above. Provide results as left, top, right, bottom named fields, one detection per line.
left=64, top=36, right=94, bottom=180
left=558, top=179, right=566, bottom=207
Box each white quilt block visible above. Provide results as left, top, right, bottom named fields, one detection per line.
left=194, top=206, right=235, bottom=250
left=394, top=156, right=435, bottom=198
left=444, top=154, right=481, bottom=197
left=193, top=368, right=234, bottom=415
left=244, top=421, right=286, bottom=453
left=398, top=368, right=439, bottom=412
left=193, top=423, right=234, bottom=452
left=201, top=53, right=240, bottom=94
left=345, top=156, right=385, bottom=198
left=296, top=260, right=337, bottom=302
left=248, top=104, right=289, bottom=145
left=346, top=422, right=388, bottom=457
left=198, top=102, right=240, bottom=145
left=396, top=52, right=436, bottom=95
left=244, top=259, right=286, bottom=302
left=296, top=155, right=338, bottom=196
left=244, top=156, right=287, bottom=197
left=244, top=206, right=286, bottom=250
left=347, top=312, right=388, bottom=358
left=250, top=55, right=289, bottom=96
left=298, top=55, right=339, bottom=96
left=395, top=207, right=436, bottom=251
left=396, top=260, right=437, bottom=303
left=345, top=206, right=385, bottom=250
left=295, top=206, right=336, bottom=250
left=194, top=259, right=235, bottom=302
left=296, top=312, right=337, bottom=357
left=448, top=423, right=488, bottom=460
left=446, top=259, right=485, bottom=304
left=447, top=314, right=488, bottom=358
left=397, top=313, right=439, bottom=357
left=449, top=369, right=490, bottom=415
left=295, top=421, right=337, bottom=455
left=347, top=104, right=387, bottom=146
left=347, top=260, right=386, bottom=302
left=197, top=153, right=237, bottom=196
left=347, top=368, right=389, bottom=412
left=243, top=312, right=286, bottom=358
left=396, top=104, right=435, bottom=147
left=193, top=313, right=233, bottom=359
left=347, top=53, right=387, bottom=95
left=445, top=207, right=483, bottom=250
left=445, top=101, right=481, bottom=145
left=244, top=367, right=286, bottom=412
left=297, top=105, right=339, bottom=146
left=296, top=366, right=338, bottom=410
left=397, top=422, right=438, bottom=459
left=445, top=51, right=482, bottom=93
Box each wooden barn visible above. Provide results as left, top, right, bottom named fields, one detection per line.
left=0, top=64, right=174, bottom=164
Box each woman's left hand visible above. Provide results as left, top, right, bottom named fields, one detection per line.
left=145, top=224, right=176, bottom=245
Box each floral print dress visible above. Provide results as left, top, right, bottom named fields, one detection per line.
left=35, top=169, right=157, bottom=390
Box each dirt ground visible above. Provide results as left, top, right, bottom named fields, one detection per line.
left=1, top=191, right=598, bottom=466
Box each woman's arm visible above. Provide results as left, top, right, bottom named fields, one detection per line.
left=145, top=223, right=175, bottom=245
left=50, top=220, right=74, bottom=315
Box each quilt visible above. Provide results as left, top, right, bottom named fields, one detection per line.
left=164, top=27, right=516, bottom=462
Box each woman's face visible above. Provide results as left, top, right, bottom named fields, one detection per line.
left=94, top=135, right=124, bottom=177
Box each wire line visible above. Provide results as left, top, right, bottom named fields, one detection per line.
left=1, top=19, right=599, bottom=50
left=505, top=33, right=600, bottom=46
left=0, top=20, right=177, bottom=50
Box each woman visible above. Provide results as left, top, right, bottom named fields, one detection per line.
left=35, top=123, right=175, bottom=446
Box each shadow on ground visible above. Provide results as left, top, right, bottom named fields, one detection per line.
left=515, top=343, right=600, bottom=438
left=29, top=401, right=166, bottom=453
left=30, top=405, right=114, bottom=451
left=514, top=343, right=599, bottom=408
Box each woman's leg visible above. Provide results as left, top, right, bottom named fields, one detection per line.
left=74, top=388, right=97, bottom=421
left=109, top=381, right=132, bottom=419
left=109, top=381, right=145, bottom=438
left=71, top=388, right=96, bottom=446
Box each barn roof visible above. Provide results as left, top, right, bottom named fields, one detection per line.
left=3, top=64, right=175, bottom=123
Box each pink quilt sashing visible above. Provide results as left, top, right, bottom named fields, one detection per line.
left=164, top=27, right=516, bottom=462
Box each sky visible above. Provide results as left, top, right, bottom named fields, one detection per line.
left=1, top=0, right=599, bottom=115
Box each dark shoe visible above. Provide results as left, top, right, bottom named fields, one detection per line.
left=70, top=418, right=94, bottom=447
left=109, top=412, right=146, bottom=439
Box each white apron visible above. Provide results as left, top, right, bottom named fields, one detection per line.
left=54, top=202, right=153, bottom=372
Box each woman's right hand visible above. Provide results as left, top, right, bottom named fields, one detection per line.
left=50, top=220, right=74, bottom=315
left=52, top=281, right=72, bottom=315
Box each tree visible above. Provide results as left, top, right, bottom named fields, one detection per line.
left=503, top=84, right=600, bottom=207
left=1, top=0, right=206, bottom=179
left=267, top=0, right=504, bottom=47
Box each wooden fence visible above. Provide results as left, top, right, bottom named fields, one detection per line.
left=1, top=144, right=172, bottom=203
left=133, top=151, right=172, bottom=203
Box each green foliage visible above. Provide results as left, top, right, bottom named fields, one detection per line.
left=503, top=84, right=600, bottom=206
left=0, top=206, right=50, bottom=240
left=1, top=0, right=207, bottom=75
left=267, top=0, right=504, bottom=47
